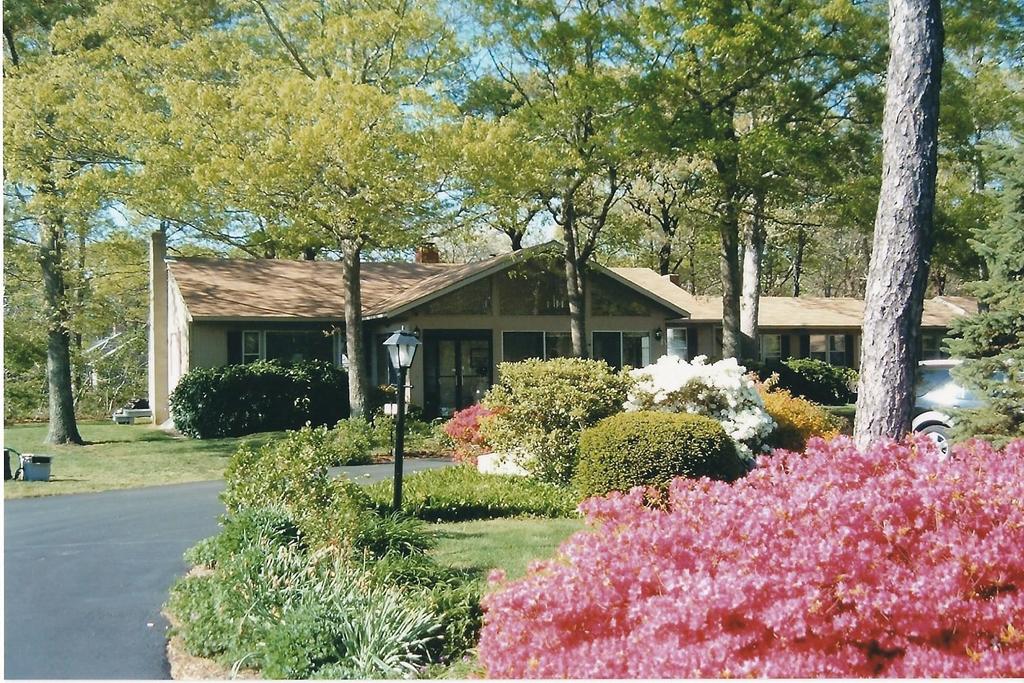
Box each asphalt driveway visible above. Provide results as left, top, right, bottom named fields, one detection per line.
left=4, top=458, right=451, bottom=679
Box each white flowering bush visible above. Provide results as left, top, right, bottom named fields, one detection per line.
left=624, top=355, right=775, bottom=460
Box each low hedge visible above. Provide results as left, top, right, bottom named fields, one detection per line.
left=170, top=360, right=348, bottom=438
left=575, top=411, right=745, bottom=498
left=365, top=466, right=579, bottom=522
left=750, top=358, right=857, bottom=406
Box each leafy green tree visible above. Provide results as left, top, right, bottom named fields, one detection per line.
left=466, top=0, right=642, bottom=357
left=948, top=141, right=1024, bottom=444
left=639, top=0, right=885, bottom=359
left=81, top=0, right=462, bottom=418
left=3, top=0, right=144, bottom=443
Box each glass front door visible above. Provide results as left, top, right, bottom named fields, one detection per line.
left=423, top=331, right=493, bottom=418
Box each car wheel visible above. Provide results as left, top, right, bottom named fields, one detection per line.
left=920, top=424, right=950, bottom=457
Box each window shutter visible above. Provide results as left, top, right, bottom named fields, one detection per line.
left=799, top=334, right=810, bottom=358
left=780, top=335, right=791, bottom=360
left=687, top=327, right=699, bottom=360
left=844, top=334, right=855, bottom=367
left=227, top=331, right=242, bottom=365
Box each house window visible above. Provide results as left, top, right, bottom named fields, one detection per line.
left=920, top=332, right=945, bottom=360
left=265, top=330, right=333, bottom=364
left=713, top=327, right=724, bottom=360
left=242, top=330, right=263, bottom=364
left=502, top=331, right=545, bottom=362
left=590, top=276, right=655, bottom=316
left=502, top=331, right=574, bottom=362
left=497, top=265, right=569, bottom=315
left=760, top=334, right=782, bottom=362
left=810, top=334, right=847, bottom=365
left=420, top=278, right=492, bottom=315
left=666, top=327, right=688, bottom=359
left=828, top=335, right=847, bottom=366
left=374, top=333, right=398, bottom=385
left=545, top=332, right=573, bottom=359
left=592, top=331, right=651, bottom=370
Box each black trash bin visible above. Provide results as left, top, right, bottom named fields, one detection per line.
left=4, top=448, right=14, bottom=481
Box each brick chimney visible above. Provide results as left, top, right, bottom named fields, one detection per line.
left=662, top=273, right=681, bottom=287
left=148, top=229, right=169, bottom=425
left=415, top=243, right=441, bottom=264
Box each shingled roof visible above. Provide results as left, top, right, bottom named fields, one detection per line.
left=609, top=268, right=976, bottom=329
left=168, top=251, right=974, bottom=327
left=167, top=258, right=456, bottom=320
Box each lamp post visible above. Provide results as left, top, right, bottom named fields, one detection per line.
left=383, top=327, right=420, bottom=510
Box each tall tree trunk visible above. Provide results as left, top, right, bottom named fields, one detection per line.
left=39, top=193, right=84, bottom=445
left=793, top=226, right=806, bottom=297
left=563, top=201, right=588, bottom=358
left=504, top=229, right=524, bottom=251
left=341, top=240, right=370, bottom=419
left=713, top=122, right=743, bottom=360
left=855, top=0, right=943, bottom=451
left=687, top=230, right=698, bottom=294
left=740, top=193, right=767, bottom=359
left=74, top=227, right=87, bottom=396
left=657, top=239, right=672, bottom=276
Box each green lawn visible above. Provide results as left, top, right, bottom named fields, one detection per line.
left=430, top=517, right=586, bottom=581
left=3, top=421, right=284, bottom=499
left=426, top=516, right=586, bottom=679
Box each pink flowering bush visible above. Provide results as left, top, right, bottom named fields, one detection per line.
left=443, top=404, right=496, bottom=465
left=479, top=436, right=1024, bottom=678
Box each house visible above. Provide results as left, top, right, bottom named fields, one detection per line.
left=148, top=233, right=976, bottom=422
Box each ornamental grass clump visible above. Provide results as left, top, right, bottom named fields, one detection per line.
left=479, top=436, right=1024, bottom=678
left=624, top=355, right=775, bottom=460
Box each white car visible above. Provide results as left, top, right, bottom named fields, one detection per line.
left=911, top=359, right=986, bottom=456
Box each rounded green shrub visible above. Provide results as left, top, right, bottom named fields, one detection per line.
left=481, top=358, right=631, bottom=485
left=170, top=360, right=349, bottom=438
left=575, top=411, right=745, bottom=498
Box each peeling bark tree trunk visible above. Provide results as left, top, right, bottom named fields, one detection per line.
left=40, top=195, right=84, bottom=445
left=855, top=0, right=943, bottom=451
left=341, top=241, right=370, bottom=419
left=740, top=193, right=767, bottom=359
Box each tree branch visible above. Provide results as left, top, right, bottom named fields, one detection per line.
left=251, top=0, right=317, bottom=80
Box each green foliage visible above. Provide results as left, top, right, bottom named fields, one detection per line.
left=760, top=388, right=843, bottom=452
left=167, top=538, right=442, bottom=678
left=221, top=426, right=371, bottom=552
left=365, top=466, right=579, bottom=522
left=174, top=428, right=492, bottom=677
left=756, top=358, right=859, bottom=406
left=169, top=360, right=349, bottom=439
left=328, top=417, right=375, bottom=466
left=184, top=506, right=303, bottom=569
left=948, top=141, right=1024, bottom=445
left=370, top=553, right=485, bottom=663
left=575, top=411, right=744, bottom=498
left=482, top=358, right=631, bottom=485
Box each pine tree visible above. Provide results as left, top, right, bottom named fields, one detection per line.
left=947, top=141, right=1024, bottom=444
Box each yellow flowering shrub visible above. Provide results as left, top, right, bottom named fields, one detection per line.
left=760, top=388, right=841, bottom=452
